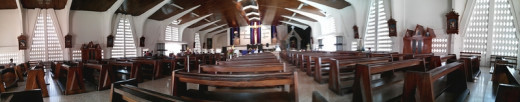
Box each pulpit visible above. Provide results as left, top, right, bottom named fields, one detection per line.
left=403, top=25, right=436, bottom=54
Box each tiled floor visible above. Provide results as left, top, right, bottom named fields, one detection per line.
left=6, top=57, right=494, bottom=102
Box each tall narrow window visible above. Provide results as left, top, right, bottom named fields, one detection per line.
left=165, top=24, right=179, bottom=41
left=432, top=38, right=448, bottom=54
left=194, top=33, right=201, bottom=52
left=363, top=0, right=392, bottom=51
left=335, top=36, right=343, bottom=51
left=463, top=0, right=518, bottom=64
left=492, top=0, right=518, bottom=56
left=112, top=18, right=137, bottom=58
left=30, top=14, right=63, bottom=61
left=318, top=39, right=323, bottom=49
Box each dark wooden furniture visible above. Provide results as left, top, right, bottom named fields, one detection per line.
left=25, top=67, right=49, bottom=97
left=172, top=71, right=298, bottom=102
left=0, top=68, right=18, bottom=92
left=403, top=25, right=436, bottom=54
left=402, top=62, right=469, bottom=102
left=312, top=55, right=368, bottom=84
left=134, top=59, right=160, bottom=81
left=110, top=79, right=185, bottom=102
left=486, top=64, right=520, bottom=102
left=312, top=91, right=328, bottom=102
left=0, top=90, right=43, bottom=102
left=328, top=57, right=392, bottom=95
left=108, top=61, right=137, bottom=82
left=83, top=63, right=113, bottom=90
left=352, top=59, right=424, bottom=102
left=80, top=42, right=102, bottom=62
left=54, top=62, right=86, bottom=95
left=490, top=55, right=517, bottom=73
left=459, top=52, right=481, bottom=81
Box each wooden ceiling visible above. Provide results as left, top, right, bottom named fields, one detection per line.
left=115, top=0, right=163, bottom=16
left=21, top=0, right=68, bottom=9
left=71, top=0, right=117, bottom=12
left=2, top=0, right=351, bottom=28
left=0, top=0, right=17, bottom=9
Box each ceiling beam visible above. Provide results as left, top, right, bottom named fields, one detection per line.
left=180, top=13, right=213, bottom=27
left=140, top=0, right=170, bottom=19
left=202, top=24, right=227, bottom=33
left=193, top=20, right=221, bottom=31
left=281, top=15, right=315, bottom=25
left=280, top=21, right=308, bottom=29
left=161, top=5, right=200, bottom=26
left=299, top=0, right=339, bottom=11
left=285, top=8, right=324, bottom=21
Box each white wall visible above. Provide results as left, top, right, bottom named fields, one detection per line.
left=0, top=10, right=22, bottom=50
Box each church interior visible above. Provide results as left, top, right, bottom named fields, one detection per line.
left=0, top=0, right=519, bottom=102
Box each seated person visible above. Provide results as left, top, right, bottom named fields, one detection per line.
left=4, top=59, right=15, bottom=68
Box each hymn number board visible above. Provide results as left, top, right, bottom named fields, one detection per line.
left=403, top=25, right=436, bottom=54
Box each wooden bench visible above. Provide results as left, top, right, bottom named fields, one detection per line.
left=328, top=57, right=393, bottom=95
left=24, top=66, right=49, bottom=97
left=402, top=62, right=470, bottom=102
left=459, top=52, right=481, bottom=81
left=352, top=59, right=424, bottom=102
left=485, top=63, right=520, bottom=101
left=110, top=79, right=185, bottom=102
left=83, top=63, right=113, bottom=90
left=134, top=59, right=161, bottom=81
left=0, top=89, right=43, bottom=102
left=201, top=64, right=286, bottom=74
left=108, top=61, right=137, bottom=82
left=172, top=71, right=298, bottom=102
left=312, top=55, right=368, bottom=83
left=490, top=55, right=517, bottom=74
left=0, top=68, right=18, bottom=93
left=54, top=62, right=86, bottom=95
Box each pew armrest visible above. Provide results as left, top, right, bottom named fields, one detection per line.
left=113, top=78, right=138, bottom=87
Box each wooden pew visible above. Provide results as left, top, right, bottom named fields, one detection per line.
left=402, top=62, right=469, bottom=102
left=0, top=68, right=18, bottom=92
left=459, top=52, right=481, bottom=81
left=134, top=59, right=161, bottom=81
left=110, top=79, right=185, bottom=102
left=83, top=63, right=113, bottom=90
left=430, top=54, right=457, bottom=68
left=490, top=55, right=517, bottom=74
left=311, top=55, right=368, bottom=83
left=201, top=64, right=286, bottom=74
left=108, top=61, right=137, bottom=82
left=328, top=57, right=393, bottom=94
left=54, top=62, right=86, bottom=95
left=172, top=71, right=298, bottom=102
left=0, top=90, right=43, bottom=102
left=352, top=59, right=424, bottom=102
left=25, top=67, right=49, bottom=97
left=486, top=64, right=520, bottom=101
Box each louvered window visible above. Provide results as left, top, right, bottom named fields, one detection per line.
left=363, top=0, right=392, bottom=51
left=194, top=33, right=201, bottom=52
left=0, top=52, right=22, bottom=65
left=72, top=50, right=81, bottom=61
left=463, top=0, right=518, bottom=64
left=432, top=38, right=448, bottom=54
left=165, top=24, right=179, bottom=41
left=30, top=14, right=63, bottom=61
left=111, top=18, right=137, bottom=58
left=352, top=41, right=358, bottom=51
